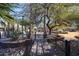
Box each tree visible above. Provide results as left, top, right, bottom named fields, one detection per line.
left=0, top=4, right=17, bottom=22
left=20, top=19, right=34, bottom=38
left=20, top=3, right=79, bottom=35
left=0, top=3, right=18, bottom=37
left=21, top=4, right=44, bottom=39
left=46, top=3, right=79, bottom=34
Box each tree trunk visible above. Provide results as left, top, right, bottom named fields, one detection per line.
left=25, top=26, right=27, bottom=37
left=7, top=22, right=10, bottom=38
left=22, top=25, right=23, bottom=38
left=17, top=23, right=19, bottom=31
left=49, top=29, right=52, bottom=35
left=4, top=25, right=7, bottom=37
left=27, top=27, right=30, bottom=39
left=28, top=26, right=31, bottom=39
left=43, top=15, right=47, bottom=38
left=12, top=24, right=15, bottom=32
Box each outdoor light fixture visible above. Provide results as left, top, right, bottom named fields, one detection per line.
left=27, top=28, right=30, bottom=39
left=27, top=29, right=30, bottom=32
left=34, top=26, right=37, bottom=30
left=34, top=26, right=37, bottom=40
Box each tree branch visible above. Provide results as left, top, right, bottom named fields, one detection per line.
left=46, top=15, right=51, bottom=29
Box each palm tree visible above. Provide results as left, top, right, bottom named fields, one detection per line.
left=0, top=4, right=18, bottom=37
left=0, top=4, right=16, bottom=21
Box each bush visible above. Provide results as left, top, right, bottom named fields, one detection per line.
left=10, top=31, right=21, bottom=41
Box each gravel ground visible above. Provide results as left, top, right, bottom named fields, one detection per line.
left=0, top=32, right=79, bottom=56
left=0, top=46, right=26, bottom=56
left=0, top=40, right=79, bottom=56
left=49, top=40, right=79, bottom=56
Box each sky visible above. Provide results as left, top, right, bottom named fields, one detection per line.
left=11, top=3, right=30, bottom=20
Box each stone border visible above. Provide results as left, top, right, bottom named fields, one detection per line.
left=0, top=39, right=33, bottom=48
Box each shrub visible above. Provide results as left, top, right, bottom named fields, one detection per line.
left=10, top=31, right=21, bottom=41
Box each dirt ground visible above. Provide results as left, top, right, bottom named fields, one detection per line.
left=59, top=32, right=79, bottom=40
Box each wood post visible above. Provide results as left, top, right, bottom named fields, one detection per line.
left=65, top=40, right=70, bottom=56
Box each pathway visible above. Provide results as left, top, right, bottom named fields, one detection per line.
left=30, top=33, right=56, bottom=56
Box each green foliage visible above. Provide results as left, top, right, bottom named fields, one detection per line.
left=0, top=3, right=18, bottom=24
left=20, top=20, right=34, bottom=26
left=10, top=30, right=21, bottom=41
left=47, top=3, right=79, bottom=30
